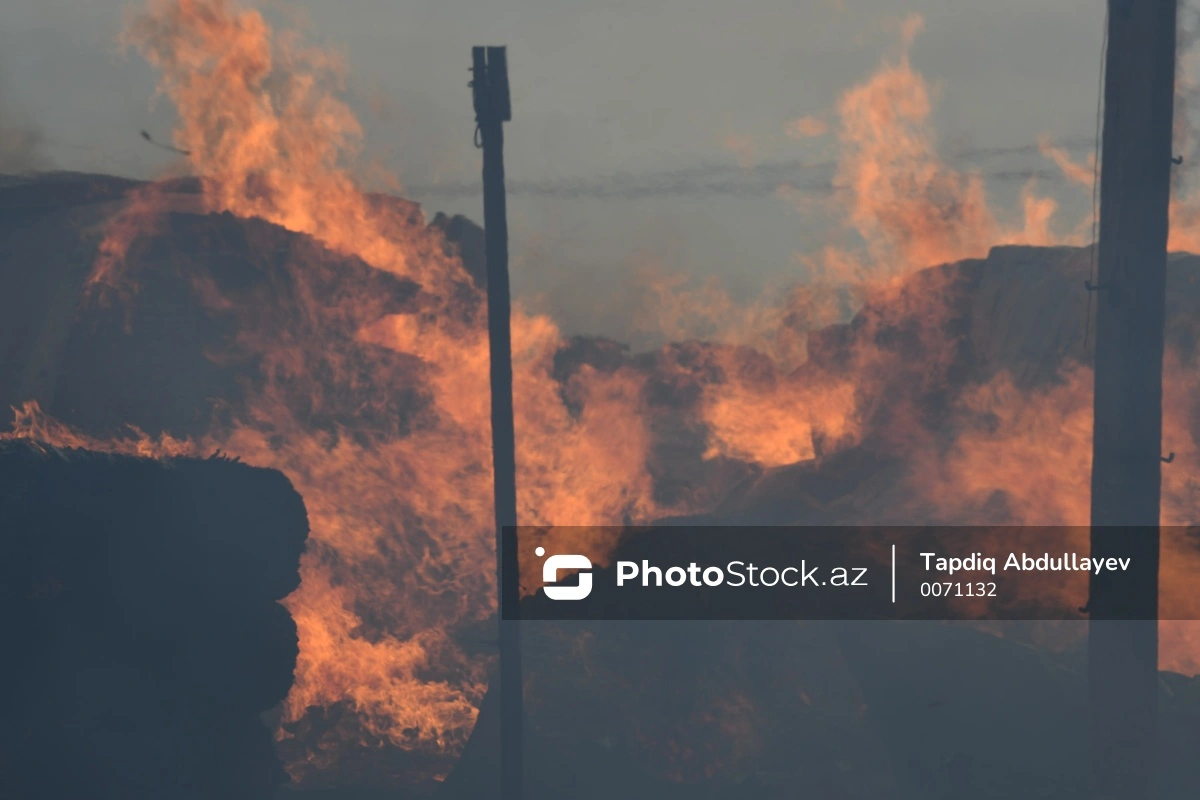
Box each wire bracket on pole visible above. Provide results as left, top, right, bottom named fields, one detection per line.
left=471, top=47, right=512, bottom=129
left=1162, top=452, right=1175, bottom=464
left=1172, top=155, right=1184, bottom=165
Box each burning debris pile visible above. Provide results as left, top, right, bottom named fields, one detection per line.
left=0, top=171, right=500, bottom=786
left=4, top=168, right=1200, bottom=796
left=4, top=0, right=1200, bottom=795
left=447, top=244, right=1200, bottom=800
left=0, top=439, right=308, bottom=799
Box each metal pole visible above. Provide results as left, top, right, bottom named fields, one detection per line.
left=1088, top=2, right=1177, bottom=797
left=471, top=45, right=523, bottom=800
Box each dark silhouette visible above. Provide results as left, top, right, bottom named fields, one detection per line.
left=0, top=440, right=309, bottom=799
left=470, top=45, right=523, bottom=800
left=1088, top=2, right=1177, bottom=798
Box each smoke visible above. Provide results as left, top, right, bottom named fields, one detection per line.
left=405, top=146, right=1091, bottom=202
left=10, top=0, right=1200, bottom=786
left=0, top=72, right=49, bottom=174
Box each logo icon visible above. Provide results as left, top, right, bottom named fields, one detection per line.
left=536, top=546, right=593, bottom=601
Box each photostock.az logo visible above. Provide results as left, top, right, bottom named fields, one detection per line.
left=536, top=546, right=593, bottom=601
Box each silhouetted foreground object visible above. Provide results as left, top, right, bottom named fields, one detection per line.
left=0, top=440, right=309, bottom=800
left=1087, top=2, right=1177, bottom=797
left=471, top=44, right=524, bottom=800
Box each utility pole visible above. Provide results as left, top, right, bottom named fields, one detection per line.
left=1088, top=1, right=1176, bottom=798
left=471, top=46, right=523, bottom=800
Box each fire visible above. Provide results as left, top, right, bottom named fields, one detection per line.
left=831, top=15, right=995, bottom=273
left=623, top=270, right=857, bottom=467
left=7, top=0, right=1200, bottom=787
left=5, top=400, right=194, bottom=458
left=702, top=13, right=1200, bottom=675
left=820, top=14, right=1063, bottom=285
left=1038, top=135, right=1095, bottom=190
left=88, top=184, right=168, bottom=305
left=700, top=367, right=858, bottom=467
left=1171, top=11, right=1200, bottom=255
left=786, top=114, right=828, bottom=139
left=651, top=15, right=1070, bottom=475
left=924, top=365, right=1095, bottom=526
left=66, top=0, right=675, bottom=780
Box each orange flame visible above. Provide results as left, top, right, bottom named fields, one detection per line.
left=8, top=0, right=1200, bottom=785
left=1037, top=135, right=1095, bottom=190
left=819, top=14, right=1063, bottom=285
left=94, top=0, right=678, bottom=778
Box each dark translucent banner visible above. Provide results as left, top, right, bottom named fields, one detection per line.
left=501, top=526, right=1192, bottom=621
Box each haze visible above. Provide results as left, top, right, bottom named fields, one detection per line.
left=0, top=0, right=1107, bottom=342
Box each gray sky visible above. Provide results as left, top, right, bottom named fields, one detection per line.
left=0, top=0, right=1108, bottom=341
